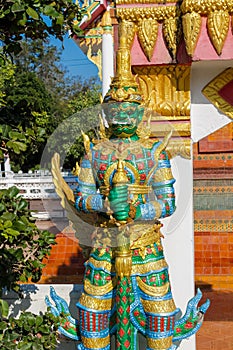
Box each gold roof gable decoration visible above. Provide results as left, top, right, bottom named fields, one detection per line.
left=114, top=0, right=233, bottom=59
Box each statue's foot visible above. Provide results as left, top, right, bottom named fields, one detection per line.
left=173, top=288, right=210, bottom=343
left=45, top=286, right=79, bottom=341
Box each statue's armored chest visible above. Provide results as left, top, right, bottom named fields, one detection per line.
left=91, top=140, right=158, bottom=187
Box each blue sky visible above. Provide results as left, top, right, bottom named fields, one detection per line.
left=52, top=34, right=99, bottom=80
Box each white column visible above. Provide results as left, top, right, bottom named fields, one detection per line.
left=162, top=156, right=195, bottom=350
left=101, top=11, right=114, bottom=98
left=162, top=60, right=233, bottom=350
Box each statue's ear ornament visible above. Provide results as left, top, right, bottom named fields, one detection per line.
left=81, top=130, right=91, bottom=154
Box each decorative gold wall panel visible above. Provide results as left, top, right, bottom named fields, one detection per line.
left=79, top=0, right=233, bottom=78
left=116, top=0, right=176, bottom=4
left=182, top=12, right=202, bottom=56
left=116, top=6, right=179, bottom=22
left=166, top=139, right=191, bottom=159
left=162, top=17, right=182, bottom=59
left=133, top=65, right=190, bottom=117
left=181, top=0, right=233, bottom=56
left=181, top=0, right=233, bottom=14
left=137, top=19, right=158, bottom=61
left=207, top=10, right=230, bottom=55
left=133, top=65, right=191, bottom=158
left=150, top=122, right=191, bottom=137
left=115, top=0, right=233, bottom=58
left=116, top=3, right=181, bottom=60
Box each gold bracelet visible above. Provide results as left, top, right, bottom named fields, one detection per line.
left=151, top=201, right=162, bottom=219
left=129, top=203, right=137, bottom=219
left=85, top=195, right=93, bottom=211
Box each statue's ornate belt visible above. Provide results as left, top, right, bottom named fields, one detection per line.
left=129, top=222, right=162, bottom=249
left=92, top=222, right=162, bottom=251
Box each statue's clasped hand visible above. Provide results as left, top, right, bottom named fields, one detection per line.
left=108, top=185, right=130, bottom=222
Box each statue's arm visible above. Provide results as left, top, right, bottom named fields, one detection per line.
left=135, top=150, right=176, bottom=220
left=74, top=157, right=103, bottom=213
left=151, top=150, right=176, bottom=218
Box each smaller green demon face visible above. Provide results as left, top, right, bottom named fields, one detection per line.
left=103, top=102, right=144, bottom=137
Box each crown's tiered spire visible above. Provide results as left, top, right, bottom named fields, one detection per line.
left=103, top=20, right=143, bottom=104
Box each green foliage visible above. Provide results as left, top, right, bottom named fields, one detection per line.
left=0, top=39, right=101, bottom=171
left=12, top=39, right=73, bottom=127
left=0, top=299, right=9, bottom=319
left=0, top=0, right=84, bottom=56
left=67, top=77, right=101, bottom=114
left=0, top=187, right=59, bottom=348
left=0, top=186, right=60, bottom=349
left=0, top=67, right=56, bottom=171
left=5, top=70, right=52, bottom=117
left=0, top=56, right=15, bottom=108
left=62, top=78, right=101, bottom=168
left=0, top=186, right=56, bottom=294
left=46, top=100, right=102, bottom=170
left=0, top=309, right=60, bottom=349
left=0, top=0, right=101, bottom=170
left=0, top=124, right=27, bottom=162
left=13, top=39, right=67, bottom=100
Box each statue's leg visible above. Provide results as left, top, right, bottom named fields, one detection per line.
left=141, top=293, right=178, bottom=350
left=77, top=293, right=112, bottom=350
left=141, top=291, right=179, bottom=350
left=139, top=272, right=179, bottom=350
left=77, top=248, right=115, bottom=350
left=132, top=238, right=179, bottom=350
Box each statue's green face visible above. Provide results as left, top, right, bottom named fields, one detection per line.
left=103, top=102, right=144, bottom=137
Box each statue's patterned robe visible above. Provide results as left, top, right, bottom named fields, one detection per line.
left=75, top=137, right=179, bottom=350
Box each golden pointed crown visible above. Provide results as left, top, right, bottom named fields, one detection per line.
left=103, top=21, right=143, bottom=105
